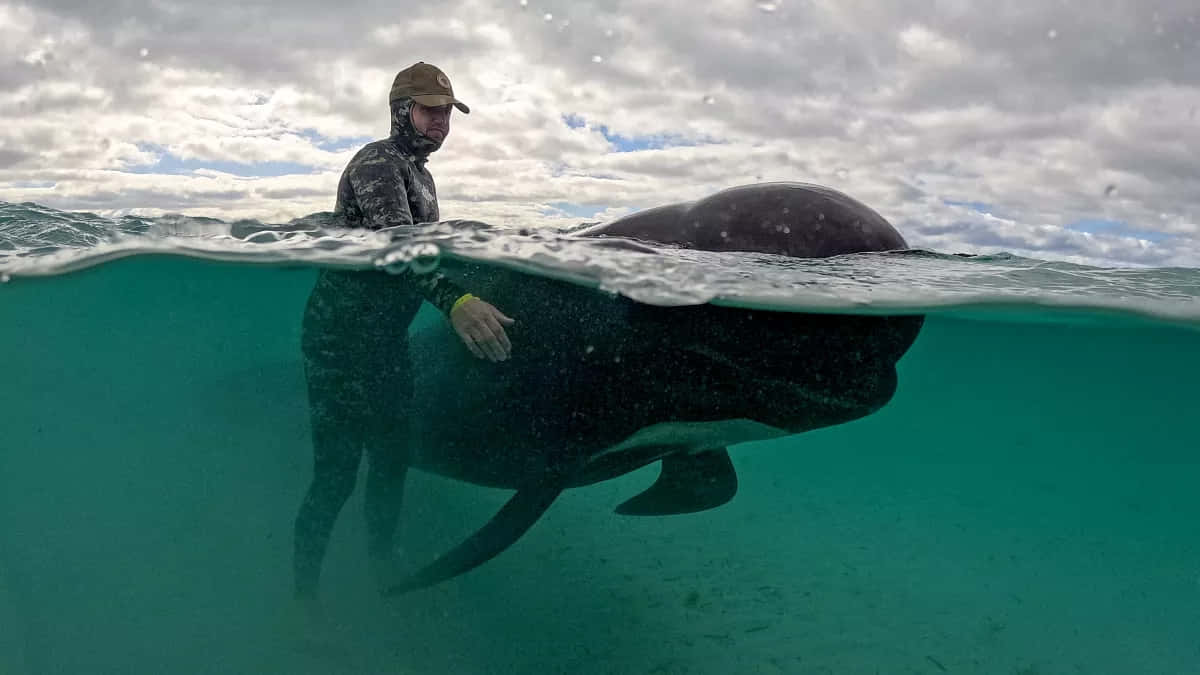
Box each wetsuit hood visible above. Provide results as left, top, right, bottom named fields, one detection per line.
left=390, top=96, right=442, bottom=161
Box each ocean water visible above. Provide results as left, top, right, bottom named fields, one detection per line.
left=1, top=202, right=1199, bottom=675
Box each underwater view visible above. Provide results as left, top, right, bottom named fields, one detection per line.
left=3, top=1, right=1199, bottom=674
left=2, top=200, right=1198, bottom=674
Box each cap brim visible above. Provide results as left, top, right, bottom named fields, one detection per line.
left=411, top=94, right=470, bottom=114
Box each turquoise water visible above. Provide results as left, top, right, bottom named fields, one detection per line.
left=1, top=204, right=1199, bottom=674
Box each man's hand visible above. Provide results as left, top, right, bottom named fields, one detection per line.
left=450, top=296, right=515, bottom=362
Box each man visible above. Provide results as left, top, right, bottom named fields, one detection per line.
left=293, top=62, right=514, bottom=607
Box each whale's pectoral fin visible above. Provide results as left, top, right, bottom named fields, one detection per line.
left=615, top=448, right=737, bottom=516
left=383, top=480, right=564, bottom=597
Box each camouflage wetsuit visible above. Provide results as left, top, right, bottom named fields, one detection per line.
left=294, top=97, right=467, bottom=598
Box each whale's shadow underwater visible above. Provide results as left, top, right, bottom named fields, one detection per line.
left=384, top=182, right=924, bottom=595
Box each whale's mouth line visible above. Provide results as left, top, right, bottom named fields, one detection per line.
left=679, top=342, right=801, bottom=388
left=680, top=343, right=745, bottom=371
left=673, top=341, right=890, bottom=433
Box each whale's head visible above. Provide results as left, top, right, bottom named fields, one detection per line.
left=582, top=182, right=924, bottom=434
left=623, top=302, right=923, bottom=435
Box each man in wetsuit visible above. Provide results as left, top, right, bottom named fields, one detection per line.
left=293, top=62, right=514, bottom=607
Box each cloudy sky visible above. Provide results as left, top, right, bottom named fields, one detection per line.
left=1, top=0, right=1197, bottom=267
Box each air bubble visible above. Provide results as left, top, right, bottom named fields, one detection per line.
left=834, top=168, right=849, bottom=179
left=1104, top=184, right=1118, bottom=198
left=585, top=345, right=595, bottom=354
left=591, top=55, right=603, bottom=63
left=139, top=47, right=149, bottom=58
left=0, top=274, right=10, bottom=283
left=1047, top=29, right=1058, bottom=39
left=519, top=0, right=527, bottom=6
left=702, top=95, right=716, bottom=105
left=756, top=1, right=779, bottom=12
left=543, top=12, right=553, bottom=21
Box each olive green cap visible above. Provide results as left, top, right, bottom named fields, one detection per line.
left=389, top=62, right=470, bottom=114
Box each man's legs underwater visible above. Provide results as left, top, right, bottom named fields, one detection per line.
left=293, top=282, right=420, bottom=602
left=293, top=409, right=365, bottom=600
left=364, top=429, right=410, bottom=586
left=292, top=406, right=411, bottom=599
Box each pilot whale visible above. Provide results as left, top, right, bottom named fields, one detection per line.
left=385, top=182, right=924, bottom=595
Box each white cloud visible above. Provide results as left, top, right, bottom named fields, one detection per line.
left=897, top=24, right=970, bottom=66
left=0, top=0, right=1197, bottom=267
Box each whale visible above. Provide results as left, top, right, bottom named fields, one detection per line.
left=385, top=182, right=924, bottom=595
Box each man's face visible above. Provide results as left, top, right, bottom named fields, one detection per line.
left=411, top=103, right=452, bottom=143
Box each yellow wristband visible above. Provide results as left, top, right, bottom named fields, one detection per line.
left=450, top=293, right=476, bottom=314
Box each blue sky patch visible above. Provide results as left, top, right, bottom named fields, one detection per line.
left=562, top=113, right=711, bottom=152
left=943, top=199, right=994, bottom=214
left=297, top=129, right=373, bottom=152
left=128, top=143, right=317, bottom=177
left=544, top=201, right=609, bottom=219
left=546, top=161, right=621, bottom=181
left=1064, top=218, right=1172, bottom=243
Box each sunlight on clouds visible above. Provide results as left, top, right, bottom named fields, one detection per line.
left=898, top=24, right=969, bottom=66
left=0, top=0, right=1197, bottom=267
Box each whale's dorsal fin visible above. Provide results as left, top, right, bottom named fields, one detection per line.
left=615, top=448, right=737, bottom=516
left=383, top=480, right=565, bottom=597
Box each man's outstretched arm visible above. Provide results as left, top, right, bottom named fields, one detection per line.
left=347, top=149, right=515, bottom=361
